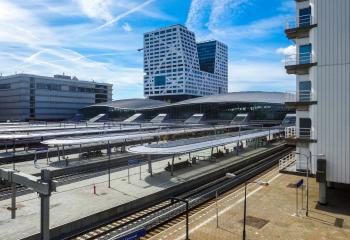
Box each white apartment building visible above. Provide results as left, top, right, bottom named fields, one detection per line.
left=285, top=0, right=350, bottom=200
left=143, top=24, right=228, bottom=102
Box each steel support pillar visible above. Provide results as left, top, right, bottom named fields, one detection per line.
left=40, top=170, right=52, bottom=240
left=40, top=195, right=50, bottom=240
left=148, top=155, right=152, bottom=176
left=108, top=141, right=111, bottom=188
left=11, top=182, right=16, bottom=219
left=171, top=155, right=175, bottom=176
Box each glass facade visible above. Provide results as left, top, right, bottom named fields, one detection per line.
left=81, top=102, right=291, bottom=123
left=197, top=41, right=216, bottom=73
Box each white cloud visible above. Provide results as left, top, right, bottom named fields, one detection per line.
left=208, top=0, right=249, bottom=28
left=75, top=0, right=113, bottom=21
left=0, top=1, right=57, bottom=47
left=228, top=60, right=295, bottom=92
left=122, top=23, right=133, bottom=32
left=276, top=45, right=296, bottom=56
left=185, top=0, right=211, bottom=30
left=96, top=0, right=155, bottom=30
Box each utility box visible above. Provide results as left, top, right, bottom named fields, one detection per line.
left=316, top=159, right=327, bottom=183
left=316, top=158, right=327, bottom=205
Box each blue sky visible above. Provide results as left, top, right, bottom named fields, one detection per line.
left=0, top=0, right=296, bottom=99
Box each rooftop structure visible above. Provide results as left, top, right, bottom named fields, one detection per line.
left=0, top=73, right=112, bottom=121
left=143, top=24, right=228, bottom=102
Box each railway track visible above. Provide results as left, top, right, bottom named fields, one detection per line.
left=69, top=145, right=293, bottom=240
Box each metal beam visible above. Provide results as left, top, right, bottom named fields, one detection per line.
left=0, top=169, right=56, bottom=196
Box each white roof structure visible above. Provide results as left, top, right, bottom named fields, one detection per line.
left=0, top=125, right=159, bottom=140
left=40, top=125, right=247, bottom=146
left=128, top=129, right=282, bottom=155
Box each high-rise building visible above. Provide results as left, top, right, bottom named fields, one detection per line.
left=284, top=0, right=350, bottom=201
left=0, top=73, right=112, bottom=121
left=143, top=24, right=228, bottom=102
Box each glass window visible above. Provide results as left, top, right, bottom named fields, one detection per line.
left=299, top=118, right=311, bottom=138
left=299, top=81, right=311, bottom=101
left=299, top=44, right=312, bottom=64
left=154, top=76, right=166, bottom=86
left=299, top=7, right=311, bottom=27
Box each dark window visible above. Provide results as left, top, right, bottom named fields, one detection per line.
left=299, top=118, right=311, bottom=138
left=154, top=76, right=166, bottom=86
left=299, top=81, right=311, bottom=101
left=0, top=83, right=11, bottom=90
left=299, top=7, right=311, bottom=27
left=299, top=44, right=312, bottom=64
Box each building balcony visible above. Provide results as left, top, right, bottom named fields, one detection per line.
left=285, top=126, right=317, bottom=145
left=285, top=53, right=317, bottom=75
left=285, top=15, right=317, bottom=39
left=284, top=91, right=317, bottom=110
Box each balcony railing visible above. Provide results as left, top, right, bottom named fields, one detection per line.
left=286, top=14, right=314, bottom=30
left=299, top=90, right=311, bottom=102
left=285, top=126, right=316, bottom=143
left=285, top=52, right=314, bottom=66
left=285, top=126, right=312, bottom=139
left=298, top=127, right=311, bottom=139
left=285, top=126, right=296, bottom=138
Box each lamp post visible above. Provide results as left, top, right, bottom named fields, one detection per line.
left=294, top=151, right=324, bottom=217
left=171, top=197, right=189, bottom=240
left=243, top=180, right=269, bottom=240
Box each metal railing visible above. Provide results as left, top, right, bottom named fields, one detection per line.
left=286, top=14, right=313, bottom=29
left=279, top=152, right=296, bottom=171
left=299, top=90, right=312, bottom=102
left=284, top=92, right=296, bottom=102
left=285, top=127, right=312, bottom=140
left=285, top=52, right=313, bottom=66
left=298, top=127, right=311, bottom=139
left=285, top=90, right=313, bottom=102
left=285, top=126, right=296, bottom=138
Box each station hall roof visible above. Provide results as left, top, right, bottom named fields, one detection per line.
left=82, top=92, right=289, bottom=111
left=82, top=98, right=171, bottom=110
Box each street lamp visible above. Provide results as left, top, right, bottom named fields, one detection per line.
left=243, top=180, right=269, bottom=240
left=293, top=151, right=324, bottom=216
left=171, top=197, right=189, bottom=240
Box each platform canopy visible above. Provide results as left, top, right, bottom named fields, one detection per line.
left=40, top=124, right=246, bottom=146
left=0, top=125, right=160, bottom=140
left=127, top=129, right=282, bottom=155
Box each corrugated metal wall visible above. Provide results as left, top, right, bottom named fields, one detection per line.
left=310, top=0, right=350, bottom=184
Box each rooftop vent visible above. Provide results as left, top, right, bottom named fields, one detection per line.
left=54, top=74, right=71, bottom=80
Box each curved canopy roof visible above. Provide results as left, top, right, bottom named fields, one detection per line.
left=82, top=92, right=289, bottom=111
left=128, top=129, right=282, bottom=155
left=82, top=98, right=171, bottom=110
left=170, top=91, right=288, bottom=107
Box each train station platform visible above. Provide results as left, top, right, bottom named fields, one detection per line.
left=148, top=171, right=350, bottom=240
left=0, top=143, right=279, bottom=240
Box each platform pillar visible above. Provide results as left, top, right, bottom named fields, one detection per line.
left=11, top=182, right=16, bottom=219
left=171, top=155, right=175, bottom=176
left=40, top=170, right=52, bottom=240
left=40, top=195, right=50, bottom=240
left=148, top=155, right=152, bottom=176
